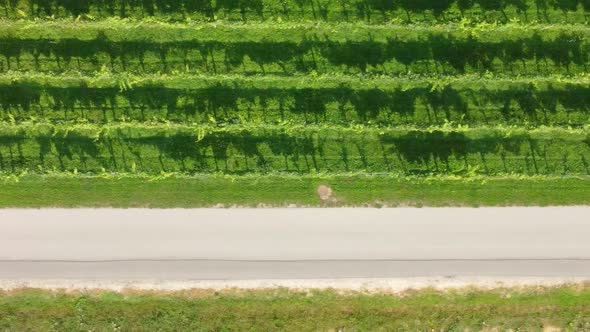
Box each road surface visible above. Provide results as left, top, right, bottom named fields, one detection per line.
left=0, top=208, right=589, bottom=281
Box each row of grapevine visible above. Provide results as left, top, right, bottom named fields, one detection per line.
left=2, top=0, right=589, bottom=22
left=1, top=79, right=590, bottom=125
left=1, top=32, right=587, bottom=74
left=0, top=124, right=588, bottom=175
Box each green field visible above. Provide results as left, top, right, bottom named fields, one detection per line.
left=0, top=0, right=589, bottom=207
left=1, top=286, right=589, bottom=331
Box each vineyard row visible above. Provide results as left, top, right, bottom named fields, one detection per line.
left=1, top=31, right=588, bottom=75
left=0, top=124, right=588, bottom=176
left=1, top=0, right=590, bottom=22
left=1, top=77, right=590, bottom=125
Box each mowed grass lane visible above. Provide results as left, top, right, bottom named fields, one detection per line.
left=0, top=174, right=588, bottom=207
left=1, top=287, right=589, bottom=331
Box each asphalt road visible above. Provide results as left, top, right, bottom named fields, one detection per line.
left=0, top=208, right=589, bottom=280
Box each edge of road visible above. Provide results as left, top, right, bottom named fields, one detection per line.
left=2, top=277, right=590, bottom=292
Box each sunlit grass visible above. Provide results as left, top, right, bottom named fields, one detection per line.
left=0, top=174, right=588, bottom=207
left=1, top=286, right=589, bottom=331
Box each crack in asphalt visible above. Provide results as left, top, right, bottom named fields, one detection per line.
left=2, top=258, right=590, bottom=263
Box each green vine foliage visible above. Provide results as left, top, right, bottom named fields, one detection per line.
left=0, top=78, right=589, bottom=126
left=2, top=0, right=590, bottom=22
left=0, top=0, right=589, bottom=190
left=0, top=124, right=588, bottom=176
left=0, top=31, right=588, bottom=75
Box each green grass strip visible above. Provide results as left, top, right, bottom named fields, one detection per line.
left=0, top=174, right=588, bottom=207
left=4, top=71, right=590, bottom=90
left=0, top=121, right=587, bottom=137
left=3, top=20, right=590, bottom=42
left=1, top=286, right=589, bottom=330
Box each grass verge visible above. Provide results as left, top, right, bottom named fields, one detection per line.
left=0, top=286, right=589, bottom=330
left=0, top=174, right=588, bottom=208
